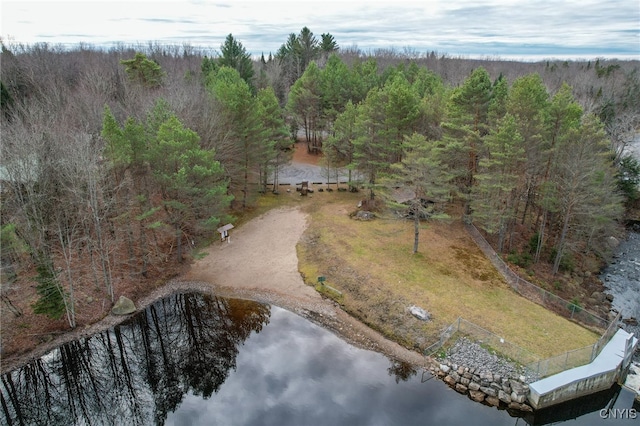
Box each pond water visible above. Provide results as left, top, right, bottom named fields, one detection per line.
left=1, top=293, right=637, bottom=426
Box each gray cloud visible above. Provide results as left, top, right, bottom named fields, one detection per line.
left=139, top=17, right=201, bottom=24
left=164, top=307, right=516, bottom=426
left=2, top=0, right=638, bottom=59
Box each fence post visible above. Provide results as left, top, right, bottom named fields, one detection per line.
left=570, top=304, right=575, bottom=319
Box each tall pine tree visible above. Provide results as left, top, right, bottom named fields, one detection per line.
left=473, top=114, right=526, bottom=252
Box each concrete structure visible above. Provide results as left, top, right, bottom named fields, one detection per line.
left=528, top=329, right=638, bottom=409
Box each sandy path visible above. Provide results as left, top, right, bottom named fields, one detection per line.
left=184, top=208, right=319, bottom=302
left=180, top=207, right=332, bottom=318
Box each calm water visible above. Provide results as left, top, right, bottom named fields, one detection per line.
left=1, top=293, right=637, bottom=425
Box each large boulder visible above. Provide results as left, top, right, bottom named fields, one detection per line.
left=444, top=375, right=457, bottom=387
left=409, top=305, right=431, bottom=321
left=509, top=380, right=526, bottom=395
left=112, top=296, right=136, bottom=315
left=479, top=371, right=494, bottom=385
left=510, top=402, right=533, bottom=412
left=468, top=381, right=481, bottom=391
left=511, top=392, right=527, bottom=403
left=590, top=291, right=606, bottom=303
left=485, top=396, right=500, bottom=407
left=469, top=390, right=485, bottom=402
left=480, top=386, right=497, bottom=397
left=498, top=389, right=512, bottom=404
left=455, top=383, right=468, bottom=394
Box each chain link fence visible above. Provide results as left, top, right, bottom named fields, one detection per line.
left=526, top=311, right=621, bottom=377
left=457, top=318, right=541, bottom=365
left=464, top=223, right=610, bottom=329
left=422, top=225, right=622, bottom=378
left=425, top=312, right=621, bottom=378
left=526, top=345, right=595, bottom=378
left=424, top=319, right=460, bottom=355
left=425, top=317, right=540, bottom=366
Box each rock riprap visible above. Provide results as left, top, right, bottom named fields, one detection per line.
left=445, top=337, right=539, bottom=382
left=429, top=337, right=538, bottom=412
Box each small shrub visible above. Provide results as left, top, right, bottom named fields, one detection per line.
left=193, top=251, right=208, bottom=260
left=31, top=258, right=66, bottom=320
left=567, top=298, right=583, bottom=314
left=549, top=249, right=575, bottom=273
left=553, top=281, right=562, bottom=291
left=560, top=255, right=575, bottom=273
left=434, top=348, right=447, bottom=359
left=507, top=251, right=532, bottom=268
left=528, top=232, right=540, bottom=254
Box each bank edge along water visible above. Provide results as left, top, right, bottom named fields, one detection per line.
left=604, top=134, right=640, bottom=351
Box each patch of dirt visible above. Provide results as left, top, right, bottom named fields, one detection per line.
left=451, top=245, right=503, bottom=287
left=292, top=141, right=322, bottom=165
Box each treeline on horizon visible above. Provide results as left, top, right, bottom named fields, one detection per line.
left=0, top=28, right=639, bottom=328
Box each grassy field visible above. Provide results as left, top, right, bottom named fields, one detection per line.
left=259, top=189, right=600, bottom=360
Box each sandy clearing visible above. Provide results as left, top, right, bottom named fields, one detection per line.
left=184, top=207, right=320, bottom=303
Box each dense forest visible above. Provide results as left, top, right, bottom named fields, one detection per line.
left=1, top=27, right=639, bottom=332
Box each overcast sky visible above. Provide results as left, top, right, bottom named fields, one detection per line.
left=2, top=0, right=639, bottom=60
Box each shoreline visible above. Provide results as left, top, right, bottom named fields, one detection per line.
left=1, top=280, right=430, bottom=375
left=1, top=206, right=429, bottom=375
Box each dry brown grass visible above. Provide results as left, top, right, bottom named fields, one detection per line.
left=293, top=191, right=598, bottom=359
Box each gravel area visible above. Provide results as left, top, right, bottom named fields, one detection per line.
left=275, top=163, right=356, bottom=187
left=445, top=337, right=540, bottom=383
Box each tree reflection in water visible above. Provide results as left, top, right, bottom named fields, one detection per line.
left=387, top=360, right=418, bottom=384
left=0, top=293, right=271, bottom=425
